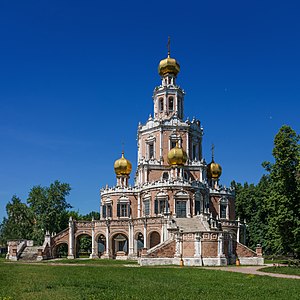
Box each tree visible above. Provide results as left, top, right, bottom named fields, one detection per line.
left=27, top=180, right=72, bottom=244
left=263, top=125, right=300, bottom=257
left=232, top=177, right=269, bottom=250
left=0, top=196, right=34, bottom=243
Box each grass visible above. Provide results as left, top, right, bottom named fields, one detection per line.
left=264, top=259, right=289, bottom=264
left=260, top=266, right=300, bottom=277
left=0, top=261, right=299, bottom=300
left=42, top=258, right=138, bottom=265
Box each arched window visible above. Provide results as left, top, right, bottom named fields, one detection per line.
left=159, top=98, right=164, bottom=112
left=219, top=197, right=228, bottom=219
left=169, top=97, right=174, bottom=112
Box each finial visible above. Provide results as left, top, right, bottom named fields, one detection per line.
left=211, top=143, right=215, bottom=162
left=167, top=36, right=171, bottom=57
left=121, top=142, right=125, bottom=156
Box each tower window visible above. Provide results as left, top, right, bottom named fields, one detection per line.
left=159, top=98, right=164, bottom=112
left=144, top=200, right=150, bottom=216
left=170, top=140, right=176, bottom=149
left=220, top=204, right=227, bottom=219
left=148, top=143, right=154, bottom=159
left=121, top=204, right=128, bottom=217
left=117, top=202, right=130, bottom=218
left=169, top=97, right=174, bottom=112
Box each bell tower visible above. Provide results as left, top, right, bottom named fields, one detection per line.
left=153, top=38, right=185, bottom=120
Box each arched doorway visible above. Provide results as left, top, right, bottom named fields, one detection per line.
left=149, top=231, right=160, bottom=248
left=76, top=234, right=92, bottom=258
left=112, top=233, right=128, bottom=259
left=97, top=234, right=106, bottom=257
left=135, top=232, right=144, bottom=256
left=53, top=243, right=68, bottom=258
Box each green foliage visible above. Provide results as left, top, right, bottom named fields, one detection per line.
left=0, top=181, right=72, bottom=245
left=0, top=196, right=34, bottom=244
left=264, top=126, right=300, bottom=257
left=235, top=125, right=300, bottom=257
left=27, top=180, right=72, bottom=244
left=78, top=235, right=92, bottom=254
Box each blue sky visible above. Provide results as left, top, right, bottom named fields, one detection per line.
left=1, top=1, right=300, bottom=220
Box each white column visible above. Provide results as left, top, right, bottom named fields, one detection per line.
left=175, top=233, right=181, bottom=257
left=218, top=234, right=224, bottom=257
left=162, top=218, right=168, bottom=242
left=105, top=223, right=110, bottom=257
left=128, top=221, right=134, bottom=255
left=237, top=217, right=240, bottom=243
left=144, top=167, right=147, bottom=183
left=187, top=199, right=191, bottom=218
left=90, top=224, right=97, bottom=258
left=175, top=96, right=178, bottom=115
left=194, top=233, right=202, bottom=258
left=186, top=132, right=189, bottom=161
left=143, top=222, right=148, bottom=249
left=160, top=128, right=163, bottom=161
left=137, top=193, right=141, bottom=218
left=68, top=217, right=74, bottom=259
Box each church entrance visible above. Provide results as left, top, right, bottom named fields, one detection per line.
left=176, top=200, right=186, bottom=218
left=112, top=233, right=128, bottom=258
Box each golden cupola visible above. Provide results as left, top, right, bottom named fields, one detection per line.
left=114, top=151, right=132, bottom=176
left=158, top=38, right=180, bottom=77
left=167, top=142, right=187, bottom=166
left=207, top=144, right=222, bottom=179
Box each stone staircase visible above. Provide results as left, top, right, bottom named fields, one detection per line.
left=19, top=246, right=40, bottom=261
left=175, top=217, right=208, bottom=232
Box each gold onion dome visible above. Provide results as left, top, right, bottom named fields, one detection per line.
left=207, top=160, right=222, bottom=180
left=167, top=142, right=187, bottom=166
left=114, top=151, right=132, bottom=176
left=158, top=54, right=180, bottom=77
left=158, top=38, right=180, bottom=76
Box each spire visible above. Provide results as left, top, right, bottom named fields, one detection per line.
left=211, top=143, right=215, bottom=162
left=167, top=36, right=171, bottom=58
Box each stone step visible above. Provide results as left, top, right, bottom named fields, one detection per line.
left=175, top=218, right=207, bottom=232
left=19, top=246, right=39, bottom=261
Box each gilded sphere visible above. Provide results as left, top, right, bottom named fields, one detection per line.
left=167, top=144, right=187, bottom=166
left=158, top=56, right=180, bottom=77
left=114, top=152, right=132, bottom=176
left=207, top=161, right=222, bottom=179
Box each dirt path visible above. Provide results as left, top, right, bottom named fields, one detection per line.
left=204, top=265, right=300, bottom=280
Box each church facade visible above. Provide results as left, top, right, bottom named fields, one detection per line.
left=7, top=47, right=263, bottom=266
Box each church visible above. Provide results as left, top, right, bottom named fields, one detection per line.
left=7, top=45, right=263, bottom=266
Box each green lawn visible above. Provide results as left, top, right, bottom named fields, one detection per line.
left=260, top=266, right=300, bottom=277
left=0, top=261, right=299, bottom=300
left=42, top=258, right=137, bottom=265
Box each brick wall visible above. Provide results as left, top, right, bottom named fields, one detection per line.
left=235, top=242, right=257, bottom=257
left=146, top=240, right=176, bottom=258
left=202, top=241, right=218, bottom=257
